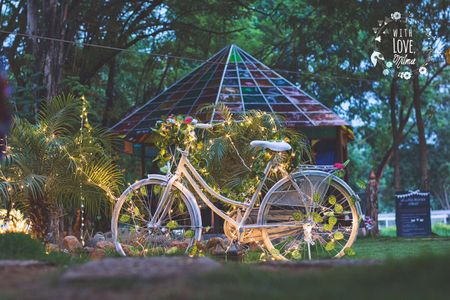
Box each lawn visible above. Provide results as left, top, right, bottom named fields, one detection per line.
left=352, top=236, right=450, bottom=260
left=1, top=234, right=450, bottom=299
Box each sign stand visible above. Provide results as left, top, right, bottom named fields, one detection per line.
left=395, top=190, right=431, bottom=237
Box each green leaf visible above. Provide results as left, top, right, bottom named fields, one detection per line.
left=334, top=203, right=344, bottom=213
left=323, top=223, right=333, bottom=231
left=356, top=179, right=366, bottom=190
left=184, top=229, right=194, bottom=238
left=166, top=246, right=179, bottom=255
left=189, top=245, right=198, bottom=257
left=292, top=211, right=304, bottom=221
left=325, top=241, right=335, bottom=251
left=119, top=214, right=130, bottom=223
left=328, top=216, right=337, bottom=226
left=166, top=220, right=179, bottom=229
left=291, top=249, right=302, bottom=260
left=270, top=248, right=280, bottom=256
left=334, top=232, right=344, bottom=240
left=344, top=247, right=356, bottom=256
left=328, top=195, right=336, bottom=205
left=336, top=169, right=345, bottom=178
left=133, top=206, right=141, bottom=216
left=313, top=192, right=321, bottom=202
left=313, top=212, right=323, bottom=223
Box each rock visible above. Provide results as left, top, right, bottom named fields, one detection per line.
left=46, top=243, right=60, bottom=253
left=95, top=240, right=114, bottom=250
left=62, top=257, right=221, bottom=281
left=63, top=236, right=82, bottom=253
left=210, top=243, right=226, bottom=255
left=86, top=232, right=105, bottom=247
left=89, top=249, right=106, bottom=260
left=168, top=240, right=189, bottom=251
left=205, top=237, right=227, bottom=255
left=83, top=246, right=95, bottom=254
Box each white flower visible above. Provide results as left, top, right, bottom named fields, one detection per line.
left=385, top=61, right=393, bottom=68
left=419, top=66, right=428, bottom=75
left=392, top=12, right=401, bottom=20
left=382, top=69, right=390, bottom=76
left=403, top=71, right=412, bottom=80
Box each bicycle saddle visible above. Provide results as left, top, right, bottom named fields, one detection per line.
left=250, top=140, right=292, bottom=152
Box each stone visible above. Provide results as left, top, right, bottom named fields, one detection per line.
left=45, top=243, right=60, bottom=253
left=86, top=232, right=105, bottom=247
left=83, top=246, right=95, bottom=254
left=168, top=240, right=189, bottom=251
left=89, top=249, right=106, bottom=260
left=63, top=236, right=82, bottom=253
left=62, top=257, right=221, bottom=281
left=95, top=240, right=114, bottom=250
left=205, top=237, right=227, bottom=255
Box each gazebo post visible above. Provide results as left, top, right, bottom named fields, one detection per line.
left=140, top=144, right=146, bottom=178
left=336, top=127, right=343, bottom=162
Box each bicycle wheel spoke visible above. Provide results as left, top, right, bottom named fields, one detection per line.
left=113, top=178, right=200, bottom=257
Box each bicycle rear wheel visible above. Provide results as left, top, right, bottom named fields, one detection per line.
left=258, top=170, right=359, bottom=260
left=112, top=175, right=202, bottom=256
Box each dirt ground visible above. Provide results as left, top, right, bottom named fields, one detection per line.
left=0, top=258, right=382, bottom=300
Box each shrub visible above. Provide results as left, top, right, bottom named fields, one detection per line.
left=0, top=232, right=88, bottom=265
left=0, top=232, right=45, bottom=259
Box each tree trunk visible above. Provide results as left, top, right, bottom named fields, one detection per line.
left=102, top=57, right=117, bottom=127
left=26, top=0, right=42, bottom=121
left=367, top=170, right=379, bottom=236
left=48, top=205, right=65, bottom=244
left=72, top=209, right=81, bottom=239
left=388, top=76, right=401, bottom=191
left=27, top=0, right=73, bottom=101
left=412, top=75, right=429, bottom=191
left=28, top=196, right=50, bottom=240
left=42, top=0, right=69, bottom=100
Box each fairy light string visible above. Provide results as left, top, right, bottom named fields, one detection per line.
left=79, top=96, right=87, bottom=246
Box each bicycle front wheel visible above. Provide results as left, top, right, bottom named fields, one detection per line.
left=112, top=175, right=202, bottom=256
left=258, top=170, right=359, bottom=260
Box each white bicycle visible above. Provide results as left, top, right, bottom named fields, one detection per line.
left=112, top=122, right=361, bottom=260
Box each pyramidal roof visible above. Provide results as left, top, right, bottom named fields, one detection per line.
left=112, top=45, right=348, bottom=142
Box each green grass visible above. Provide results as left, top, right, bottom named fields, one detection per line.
left=381, top=223, right=450, bottom=237
left=165, top=254, right=450, bottom=299
left=0, top=233, right=88, bottom=266
left=63, top=253, right=450, bottom=300
left=1, top=234, right=450, bottom=299
left=352, top=237, right=450, bottom=260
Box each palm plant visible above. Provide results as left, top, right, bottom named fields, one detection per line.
left=202, top=105, right=312, bottom=201
left=0, top=94, right=122, bottom=241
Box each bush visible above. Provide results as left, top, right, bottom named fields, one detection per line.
left=0, top=232, right=46, bottom=259
left=0, top=232, right=88, bottom=265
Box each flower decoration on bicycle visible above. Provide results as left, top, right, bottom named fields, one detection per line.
left=112, top=107, right=360, bottom=260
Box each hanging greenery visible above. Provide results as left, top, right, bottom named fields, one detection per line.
left=152, top=105, right=311, bottom=203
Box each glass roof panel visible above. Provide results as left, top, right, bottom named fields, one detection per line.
left=112, top=45, right=349, bottom=141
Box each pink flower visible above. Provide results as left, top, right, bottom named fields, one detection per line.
left=333, top=163, right=345, bottom=169
left=184, top=117, right=193, bottom=124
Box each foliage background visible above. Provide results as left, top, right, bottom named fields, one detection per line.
left=0, top=0, right=448, bottom=212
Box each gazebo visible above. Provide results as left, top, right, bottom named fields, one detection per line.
left=112, top=45, right=353, bottom=176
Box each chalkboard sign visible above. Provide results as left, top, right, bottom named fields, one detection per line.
left=395, top=191, right=431, bottom=237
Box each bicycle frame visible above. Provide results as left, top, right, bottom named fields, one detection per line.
left=150, top=148, right=296, bottom=232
